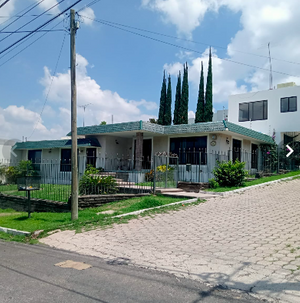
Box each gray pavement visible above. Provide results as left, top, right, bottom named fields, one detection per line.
left=40, top=179, right=300, bottom=303
left=0, top=241, right=263, bottom=303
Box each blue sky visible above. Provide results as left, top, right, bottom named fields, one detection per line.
left=1, top=0, right=300, bottom=141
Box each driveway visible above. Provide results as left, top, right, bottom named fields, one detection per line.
left=41, top=179, right=300, bottom=303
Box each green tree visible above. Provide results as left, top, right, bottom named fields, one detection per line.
left=158, top=71, right=167, bottom=125
left=165, top=75, right=172, bottom=125
left=100, top=121, right=107, bottom=125
left=195, top=61, right=205, bottom=123
left=180, top=62, right=189, bottom=124
left=148, top=118, right=158, bottom=124
left=173, top=71, right=181, bottom=125
left=204, top=47, right=213, bottom=122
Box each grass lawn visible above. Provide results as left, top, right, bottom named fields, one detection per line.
left=207, top=170, right=300, bottom=192
left=0, top=184, right=71, bottom=202
left=0, top=195, right=196, bottom=240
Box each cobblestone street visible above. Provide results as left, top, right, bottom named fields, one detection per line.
left=41, top=179, right=300, bottom=303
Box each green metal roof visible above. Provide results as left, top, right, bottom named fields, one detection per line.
left=14, top=138, right=101, bottom=150
left=67, top=120, right=273, bottom=144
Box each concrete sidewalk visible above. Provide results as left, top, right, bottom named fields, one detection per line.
left=41, top=179, right=300, bottom=303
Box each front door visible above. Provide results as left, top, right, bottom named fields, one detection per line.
left=232, top=139, right=241, bottom=162
left=143, top=139, right=152, bottom=169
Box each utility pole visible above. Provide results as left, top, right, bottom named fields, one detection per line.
left=70, top=9, right=78, bottom=220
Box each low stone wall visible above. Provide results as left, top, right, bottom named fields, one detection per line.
left=0, top=193, right=69, bottom=213
left=0, top=193, right=150, bottom=212
left=177, top=181, right=209, bottom=192
left=76, top=193, right=150, bottom=208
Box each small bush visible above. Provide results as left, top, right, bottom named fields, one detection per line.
left=79, top=166, right=117, bottom=195
left=4, top=160, right=37, bottom=183
left=208, top=178, right=219, bottom=189
left=213, top=160, right=248, bottom=187
left=145, top=169, right=154, bottom=182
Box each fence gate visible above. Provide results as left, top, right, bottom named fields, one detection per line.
left=153, top=155, right=179, bottom=192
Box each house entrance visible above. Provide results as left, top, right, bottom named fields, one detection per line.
left=134, top=138, right=152, bottom=169
left=232, top=139, right=241, bottom=161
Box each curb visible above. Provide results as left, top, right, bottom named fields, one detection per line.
left=112, top=198, right=199, bottom=218
left=205, top=174, right=300, bottom=197
left=0, top=226, right=31, bottom=236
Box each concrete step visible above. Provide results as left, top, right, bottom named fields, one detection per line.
left=157, top=188, right=184, bottom=193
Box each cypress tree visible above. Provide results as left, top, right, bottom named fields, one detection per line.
left=173, top=71, right=181, bottom=125
left=195, top=61, right=205, bottom=123
left=181, top=62, right=189, bottom=124
left=157, top=71, right=167, bottom=125
left=204, top=48, right=213, bottom=122
left=165, top=74, right=172, bottom=125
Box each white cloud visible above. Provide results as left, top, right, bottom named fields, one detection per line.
left=151, top=0, right=300, bottom=104
left=0, top=105, right=64, bottom=141
left=34, top=0, right=60, bottom=15
left=79, top=7, right=95, bottom=26
left=40, top=54, right=157, bottom=126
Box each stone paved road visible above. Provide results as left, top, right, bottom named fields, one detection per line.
left=41, top=179, right=300, bottom=303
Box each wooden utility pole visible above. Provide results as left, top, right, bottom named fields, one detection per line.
left=70, top=9, right=78, bottom=220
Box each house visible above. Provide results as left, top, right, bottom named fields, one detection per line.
left=11, top=120, right=273, bottom=182
left=228, top=82, right=300, bottom=146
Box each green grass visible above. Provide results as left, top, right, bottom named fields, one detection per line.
left=0, top=184, right=71, bottom=202
left=206, top=170, right=300, bottom=192
left=0, top=195, right=186, bottom=235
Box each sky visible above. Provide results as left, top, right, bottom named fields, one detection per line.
left=1, top=0, right=300, bottom=141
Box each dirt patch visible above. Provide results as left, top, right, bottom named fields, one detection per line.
left=0, top=213, right=21, bottom=217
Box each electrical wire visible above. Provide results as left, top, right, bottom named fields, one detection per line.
left=81, top=16, right=300, bottom=67
left=0, top=0, right=66, bottom=43
left=0, top=0, right=84, bottom=56
left=0, top=19, right=64, bottom=67
left=83, top=16, right=299, bottom=78
left=0, top=29, right=66, bottom=34
left=0, top=0, right=46, bottom=32
left=0, top=0, right=11, bottom=9
left=28, top=32, right=67, bottom=139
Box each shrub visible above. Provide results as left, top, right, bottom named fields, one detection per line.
left=145, top=169, right=154, bottom=182
left=208, top=178, right=219, bottom=189
left=79, top=166, right=117, bottom=195
left=4, top=160, right=37, bottom=183
left=213, top=160, right=248, bottom=187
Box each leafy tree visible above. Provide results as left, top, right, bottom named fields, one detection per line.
left=148, top=118, right=158, bottom=124
left=195, top=61, right=205, bottom=123
left=165, top=75, right=172, bottom=125
left=100, top=121, right=107, bottom=125
left=204, top=48, right=213, bottom=122
left=158, top=71, right=167, bottom=125
left=180, top=62, right=189, bottom=124
left=173, top=71, right=181, bottom=125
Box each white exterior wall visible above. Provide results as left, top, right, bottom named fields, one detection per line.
left=228, top=86, right=300, bottom=143
left=153, top=136, right=168, bottom=154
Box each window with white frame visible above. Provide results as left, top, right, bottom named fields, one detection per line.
left=239, top=100, right=268, bottom=122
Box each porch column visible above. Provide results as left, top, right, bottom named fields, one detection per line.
left=135, top=132, right=143, bottom=171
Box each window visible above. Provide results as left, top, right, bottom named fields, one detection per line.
left=61, top=149, right=71, bottom=172
left=28, top=150, right=42, bottom=171
left=86, top=148, right=97, bottom=167
left=170, top=136, right=207, bottom=164
left=251, top=144, right=258, bottom=169
left=239, top=100, right=268, bottom=122
left=281, top=96, right=297, bottom=113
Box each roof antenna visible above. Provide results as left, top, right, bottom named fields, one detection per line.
left=268, top=42, right=273, bottom=90
left=79, top=103, right=91, bottom=127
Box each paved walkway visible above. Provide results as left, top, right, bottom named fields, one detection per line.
left=41, top=179, right=300, bottom=303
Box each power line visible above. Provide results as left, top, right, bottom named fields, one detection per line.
left=28, top=32, right=67, bottom=139
left=0, top=0, right=84, bottom=56
left=84, top=16, right=299, bottom=78
left=0, top=0, right=11, bottom=9
left=0, top=19, right=64, bottom=67
left=0, top=0, right=66, bottom=43
left=0, top=0, right=46, bottom=32
left=81, top=16, right=300, bottom=67
left=0, top=29, right=66, bottom=33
